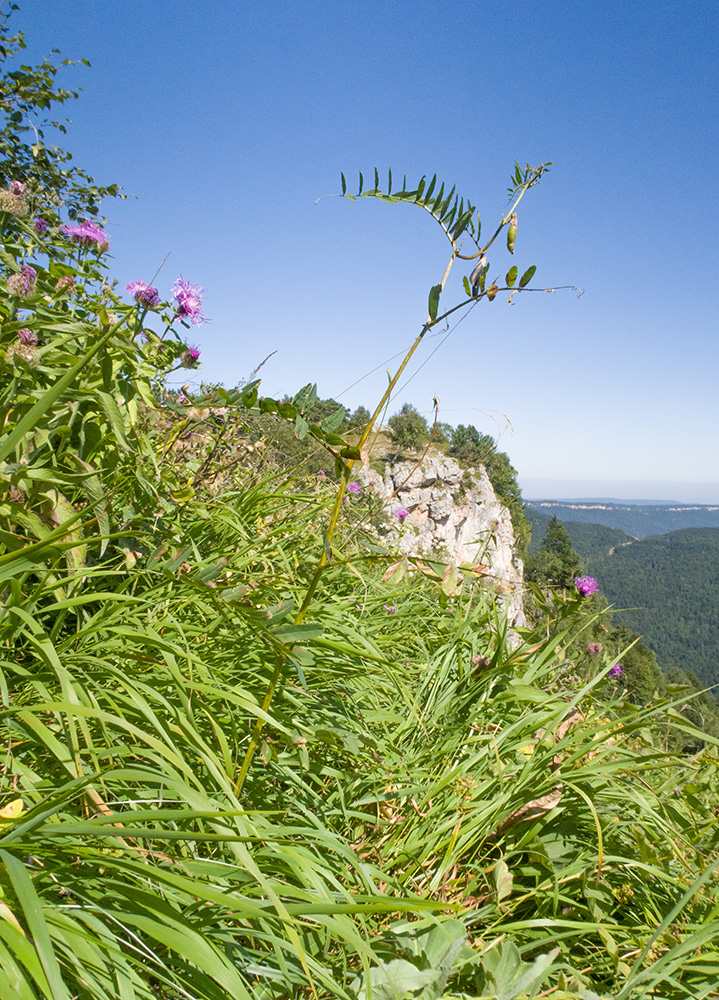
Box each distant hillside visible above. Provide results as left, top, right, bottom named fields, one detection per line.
left=528, top=508, right=719, bottom=688
left=527, top=508, right=633, bottom=560
left=525, top=499, right=719, bottom=538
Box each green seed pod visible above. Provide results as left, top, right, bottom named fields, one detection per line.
left=507, top=213, right=517, bottom=255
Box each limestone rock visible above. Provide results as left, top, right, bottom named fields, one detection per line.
left=357, top=455, right=524, bottom=626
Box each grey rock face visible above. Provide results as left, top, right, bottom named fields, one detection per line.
left=358, top=455, right=524, bottom=625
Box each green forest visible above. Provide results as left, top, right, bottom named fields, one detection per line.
left=527, top=509, right=719, bottom=690
left=2, top=14, right=719, bottom=1000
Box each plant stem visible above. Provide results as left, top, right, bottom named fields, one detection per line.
left=235, top=248, right=459, bottom=795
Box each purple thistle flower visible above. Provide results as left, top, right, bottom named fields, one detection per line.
left=7, top=264, right=37, bottom=297
left=346, top=482, right=361, bottom=493
left=608, top=663, right=624, bottom=679
left=575, top=575, right=598, bottom=597
left=33, top=217, right=48, bottom=234
left=126, top=281, right=160, bottom=307
left=181, top=344, right=201, bottom=368
left=394, top=507, right=409, bottom=522
left=172, top=276, right=207, bottom=326
left=62, top=220, right=110, bottom=250
left=17, top=328, right=37, bottom=345
left=587, top=642, right=603, bottom=656
left=9, top=181, right=26, bottom=196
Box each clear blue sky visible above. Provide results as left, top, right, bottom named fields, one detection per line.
left=14, top=0, right=719, bottom=501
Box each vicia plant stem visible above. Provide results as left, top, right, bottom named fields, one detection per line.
left=235, top=163, right=550, bottom=795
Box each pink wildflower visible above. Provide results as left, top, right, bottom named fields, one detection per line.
left=62, top=220, right=110, bottom=251
left=575, top=576, right=598, bottom=597
left=127, top=281, right=160, bottom=307
left=172, top=277, right=207, bottom=326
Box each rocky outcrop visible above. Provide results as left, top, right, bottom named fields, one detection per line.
left=357, top=455, right=524, bottom=625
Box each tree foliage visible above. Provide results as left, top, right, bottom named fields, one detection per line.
left=388, top=401, right=429, bottom=453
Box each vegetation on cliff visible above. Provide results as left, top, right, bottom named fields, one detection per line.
left=1, top=14, right=718, bottom=998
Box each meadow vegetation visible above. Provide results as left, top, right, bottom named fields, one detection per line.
left=1, top=12, right=719, bottom=998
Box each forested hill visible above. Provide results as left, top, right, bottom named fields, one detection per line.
left=525, top=499, right=719, bottom=537
left=528, top=506, right=719, bottom=688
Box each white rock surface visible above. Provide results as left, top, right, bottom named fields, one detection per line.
left=357, top=455, right=525, bottom=625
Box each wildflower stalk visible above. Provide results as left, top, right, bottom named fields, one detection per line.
left=235, top=249, right=459, bottom=795
left=236, top=164, right=552, bottom=796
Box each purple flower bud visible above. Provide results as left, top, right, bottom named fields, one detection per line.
left=7, top=264, right=37, bottom=297
left=181, top=345, right=201, bottom=368
left=126, top=281, right=160, bottom=307
left=33, top=217, right=48, bottom=234
left=575, top=576, right=598, bottom=597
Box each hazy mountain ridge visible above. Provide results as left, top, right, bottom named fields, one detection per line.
left=525, top=499, right=719, bottom=538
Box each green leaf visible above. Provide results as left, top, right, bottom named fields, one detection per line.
left=341, top=171, right=346, bottom=194
left=518, top=264, right=537, bottom=287
left=358, top=170, right=364, bottom=194
left=319, top=407, right=347, bottom=433
left=271, top=623, right=323, bottom=643
left=295, top=414, right=309, bottom=440
left=428, top=283, right=441, bottom=321
left=505, top=265, right=518, bottom=287
left=97, top=391, right=131, bottom=451
left=277, top=401, right=296, bottom=419
left=242, top=384, right=258, bottom=407
left=462, top=275, right=472, bottom=297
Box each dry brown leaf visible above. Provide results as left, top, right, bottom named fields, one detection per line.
left=490, top=784, right=563, bottom=839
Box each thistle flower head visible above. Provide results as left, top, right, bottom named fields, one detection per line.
left=575, top=575, right=598, bottom=597
left=394, top=507, right=409, bottom=522
left=346, top=482, right=361, bottom=493
left=17, top=328, right=37, bottom=345
left=5, top=341, right=39, bottom=367
left=181, top=345, right=201, bottom=368
left=607, top=663, right=624, bottom=679
left=0, top=189, right=27, bottom=216
left=55, top=275, right=77, bottom=296
left=126, top=281, right=160, bottom=307
left=62, top=220, right=110, bottom=251
left=587, top=642, right=603, bottom=656
left=7, top=264, right=37, bottom=297
left=33, top=217, right=48, bottom=234
left=172, top=276, right=207, bottom=326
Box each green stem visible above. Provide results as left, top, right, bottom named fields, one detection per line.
left=235, top=248, right=460, bottom=796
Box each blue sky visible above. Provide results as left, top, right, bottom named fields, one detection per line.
left=13, top=0, right=719, bottom=501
